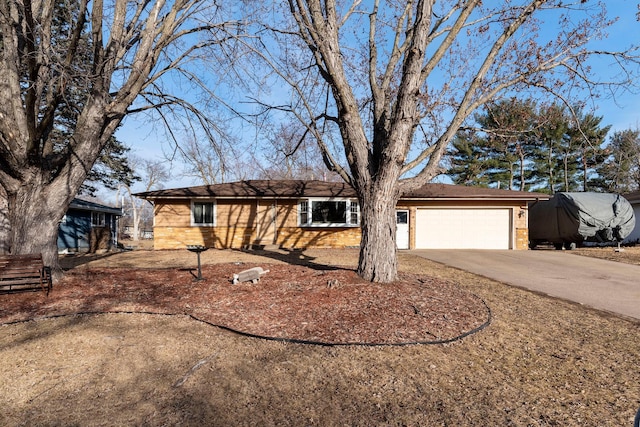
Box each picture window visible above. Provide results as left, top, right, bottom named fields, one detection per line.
left=298, top=199, right=359, bottom=227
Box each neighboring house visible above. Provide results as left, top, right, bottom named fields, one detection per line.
left=58, top=198, right=123, bottom=253
left=122, top=226, right=153, bottom=240
left=135, top=180, right=549, bottom=251
left=623, top=191, right=640, bottom=243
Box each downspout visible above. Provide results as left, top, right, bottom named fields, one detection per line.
left=114, top=214, right=119, bottom=250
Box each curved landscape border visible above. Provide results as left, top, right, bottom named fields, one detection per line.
left=0, top=263, right=492, bottom=346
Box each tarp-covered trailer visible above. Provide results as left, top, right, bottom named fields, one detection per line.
left=529, top=192, right=635, bottom=250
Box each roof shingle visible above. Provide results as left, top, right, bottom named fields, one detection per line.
left=135, top=180, right=548, bottom=201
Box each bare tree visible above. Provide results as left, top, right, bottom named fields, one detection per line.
left=171, top=134, right=240, bottom=185
left=0, top=0, right=240, bottom=272
left=118, top=158, right=169, bottom=242
left=248, top=0, right=640, bottom=282
left=256, top=121, right=341, bottom=180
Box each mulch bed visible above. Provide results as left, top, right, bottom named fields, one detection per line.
left=0, top=263, right=490, bottom=345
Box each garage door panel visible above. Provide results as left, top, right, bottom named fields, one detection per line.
left=416, top=208, right=511, bottom=249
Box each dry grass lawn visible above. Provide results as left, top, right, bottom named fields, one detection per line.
left=1, top=247, right=639, bottom=426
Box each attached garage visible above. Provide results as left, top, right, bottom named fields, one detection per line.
left=415, top=208, right=511, bottom=249
left=398, top=184, right=549, bottom=251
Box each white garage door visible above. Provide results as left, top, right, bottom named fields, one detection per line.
left=416, top=208, right=511, bottom=249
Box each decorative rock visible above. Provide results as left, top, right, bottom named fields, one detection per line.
left=232, top=267, right=270, bottom=284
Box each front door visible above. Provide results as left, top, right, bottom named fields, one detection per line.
left=396, top=210, right=409, bottom=249
left=256, top=201, right=276, bottom=245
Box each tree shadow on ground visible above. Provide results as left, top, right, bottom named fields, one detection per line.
left=58, top=251, right=124, bottom=270
left=230, top=247, right=348, bottom=272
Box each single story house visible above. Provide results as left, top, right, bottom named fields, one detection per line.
left=122, top=225, right=154, bottom=240
left=136, top=180, right=548, bottom=251
left=58, top=198, right=123, bottom=253
left=623, top=190, right=640, bottom=243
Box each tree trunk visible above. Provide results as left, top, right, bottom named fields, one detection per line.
left=547, top=146, right=554, bottom=194
left=564, top=155, right=569, bottom=192
left=5, top=174, right=75, bottom=279
left=519, top=151, right=526, bottom=191
left=0, top=168, right=77, bottom=280
left=132, top=197, right=140, bottom=242
left=582, top=154, right=589, bottom=191
left=508, top=163, right=514, bottom=190
left=357, top=186, right=399, bottom=283
left=0, top=186, right=10, bottom=254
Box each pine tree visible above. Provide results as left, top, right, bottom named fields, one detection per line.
left=566, top=112, right=610, bottom=192
left=528, top=104, right=568, bottom=194
left=449, top=98, right=538, bottom=190
left=594, top=130, right=640, bottom=193
left=448, top=131, right=493, bottom=187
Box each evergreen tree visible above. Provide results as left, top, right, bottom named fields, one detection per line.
left=44, top=1, right=138, bottom=196
left=449, top=98, right=538, bottom=190
left=448, top=131, right=493, bottom=187
left=449, top=100, right=613, bottom=194
left=566, top=112, right=610, bottom=192
left=82, top=137, right=140, bottom=196
left=528, top=104, right=568, bottom=194
left=481, top=99, right=538, bottom=190
left=594, top=129, right=640, bottom=193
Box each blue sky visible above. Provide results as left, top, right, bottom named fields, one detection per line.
left=584, top=1, right=639, bottom=130
left=114, top=1, right=640, bottom=192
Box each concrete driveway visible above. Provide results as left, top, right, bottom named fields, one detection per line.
left=412, top=249, right=640, bottom=321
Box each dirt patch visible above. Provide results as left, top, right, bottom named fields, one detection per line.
left=1, top=248, right=639, bottom=426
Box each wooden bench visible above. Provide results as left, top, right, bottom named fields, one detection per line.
left=0, top=254, right=53, bottom=295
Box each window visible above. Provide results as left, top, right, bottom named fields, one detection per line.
left=91, top=211, right=106, bottom=227
left=191, top=201, right=216, bottom=226
left=350, top=201, right=359, bottom=225
left=299, top=199, right=359, bottom=227
left=312, top=200, right=346, bottom=224
left=299, top=200, right=309, bottom=225
left=396, top=210, right=408, bottom=225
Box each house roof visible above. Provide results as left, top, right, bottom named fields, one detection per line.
left=135, top=180, right=549, bottom=202
left=404, top=183, right=548, bottom=201
left=69, top=198, right=123, bottom=216
left=136, top=180, right=354, bottom=199
left=623, top=190, right=640, bottom=204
